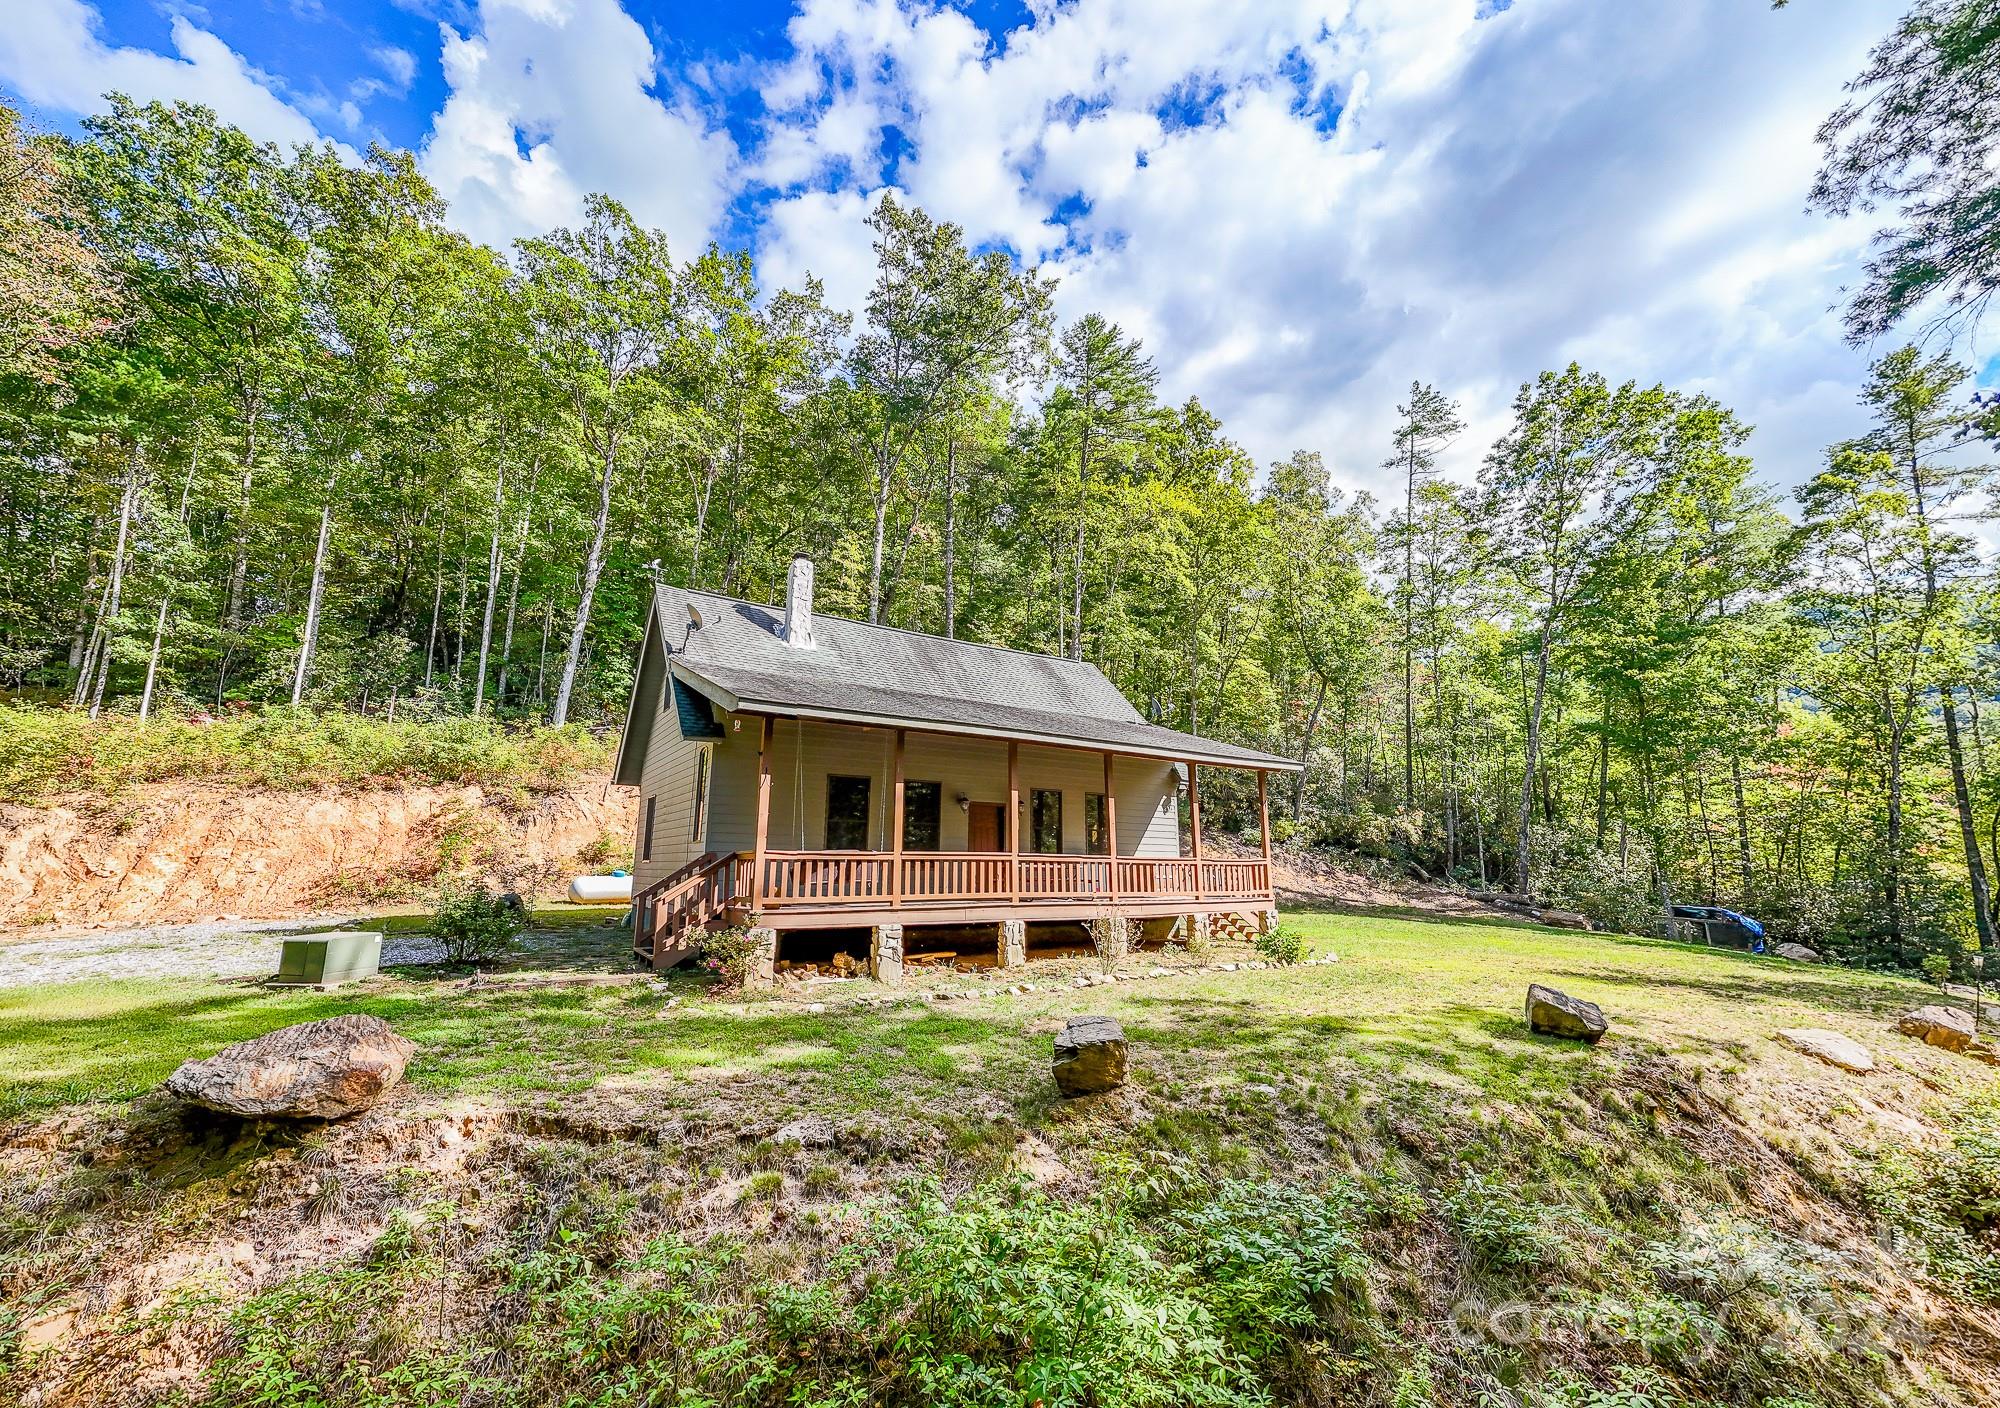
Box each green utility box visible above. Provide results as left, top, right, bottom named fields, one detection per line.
left=271, top=931, right=383, bottom=988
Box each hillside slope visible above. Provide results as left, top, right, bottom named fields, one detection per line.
left=3, top=911, right=1999, bottom=1406
left=0, top=779, right=635, bottom=928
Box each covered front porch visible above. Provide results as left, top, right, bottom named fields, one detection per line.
left=634, top=716, right=1279, bottom=973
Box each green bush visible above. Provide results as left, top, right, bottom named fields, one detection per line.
left=1866, top=1099, right=2000, bottom=1300
left=850, top=1185, right=1267, bottom=1408
left=698, top=926, right=768, bottom=987
left=430, top=882, right=527, bottom=966
left=1445, top=1172, right=1565, bottom=1271
left=1160, top=1178, right=1368, bottom=1363
left=1256, top=923, right=1304, bottom=965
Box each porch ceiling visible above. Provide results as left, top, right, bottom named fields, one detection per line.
left=671, top=658, right=1300, bottom=771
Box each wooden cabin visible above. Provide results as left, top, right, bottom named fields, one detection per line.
left=613, top=556, right=1300, bottom=983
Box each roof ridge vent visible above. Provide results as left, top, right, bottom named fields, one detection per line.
left=783, top=555, right=816, bottom=649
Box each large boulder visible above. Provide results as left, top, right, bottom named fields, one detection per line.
left=165, top=1015, right=416, bottom=1119
left=1897, top=1005, right=1977, bottom=1053
left=1771, top=943, right=1820, bottom=963
left=1052, top=1014, right=1127, bottom=1096
left=1776, top=1027, right=1875, bottom=1074
left=1537, top=910, right=1593, bottom=932
left=1525, top=984, right=1608, bottom=1044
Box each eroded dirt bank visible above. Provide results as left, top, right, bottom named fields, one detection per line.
left=0, top=780, right=636, bottom=929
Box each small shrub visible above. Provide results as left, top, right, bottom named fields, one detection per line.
left=1090, top=907, right=1132, bottom=973
left=699, top=926, right=768, bottom=987
left=1866, top=1098, right=2000, bottom=1299
left=802, top=1165, right=842, bottom=1196
left=429, top=881, right=527, bottom=965
left=1256, top=922, right=1304, bottom=965
left=740, top=1171, right=784, bottom=1203
left=1445, top=1172, right=1564, bottom=1271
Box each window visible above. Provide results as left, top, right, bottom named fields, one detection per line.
left=642, top=796, right=656, bottom=862
left=1085, top=793, right=1109, bottom=855
left=1031, top=788, right=1063, bottom=853
left=689, top=752, right=709, bottom=845
left=826, top=775, right=872, bottom=850
left=903, top=780, right=941, bottom=851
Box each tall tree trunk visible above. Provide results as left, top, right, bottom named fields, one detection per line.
left=83, top=452, right=143, bottom=716
left=1514, top=622, right=1554, bottom=896
left=552, top=445, right=616, bottom=727
left=450, top=541, right=468, bottom=690
left=497, top=509, right=530, bottom=708
left=1885, top=708, right=1906, bottom=956
left=867, top=439, right=894, bottom=625
left=1069, top=431, right=1090, bottom=662
left=1730, top=753, right=1755, bottom=904
left=138, top=592, right=171, bottom=722
left=291, top=492, right=334, bottom=707
left=473, top=464, right=506, bottom=713
left=1942, top=685, right=1997, bottom=950
left=424, top=528, right=444, bottom=691
left=1403, top=447, right=1415, bottom=807
left=942, top=433, right=957, bottom=639
left=222, top=399, right=259, bottom=639
left=1293, top=677, right=1327, bottom=819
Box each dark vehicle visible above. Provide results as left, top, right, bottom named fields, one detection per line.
left=1670, top=904, right=1766, bottom=949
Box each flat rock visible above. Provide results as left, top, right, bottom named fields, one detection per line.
left=1772, top=942, right=1820, bottom=963
left=1777, top=1027, right=1874, bottom=1073
left=1052, top=1014, right=1127, bottom=1097
left=164, top=1014, right=416, bottom=1119
left=1525, top=983, right=1608, bottom=1044
left=1897, top=1005, right=1977, bottom=1053
left=773, top=1114, right=839, bottom=1148
left=1538, top=910, right=1593, bottom=931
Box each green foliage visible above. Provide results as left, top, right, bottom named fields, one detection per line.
left=6, top=89, right=2000, bottom=978
left=429, top=881, right=527, bottom=966
left=0, top=704, right=609, bottom=802
left=1255, top=922, right=1305, bottom=965
left=1160, top=1178, right=1368, bottom=1364
left=1866, top=1098, right=2000, bottom=1299
left=1445, top=1173, right=1565, bottom=1272
left=697, top=925, right=767, bottom=987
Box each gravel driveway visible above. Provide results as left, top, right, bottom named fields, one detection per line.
left=0, top=916, right=416, bottom=989
left=0, top=912, right=634, bottom=989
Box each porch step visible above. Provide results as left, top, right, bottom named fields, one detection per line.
left=1211, top=911, right=1259, bottom=945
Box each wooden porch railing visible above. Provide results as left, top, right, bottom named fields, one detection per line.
left=740, top=851, right=1271, bottom=909
left=632, top=850, right=738, bottom=963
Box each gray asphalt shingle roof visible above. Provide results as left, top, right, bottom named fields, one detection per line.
left=654, top=584, right=1298, bottom=771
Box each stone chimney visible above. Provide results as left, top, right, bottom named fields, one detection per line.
left=783, top=555, right=816, bottom=648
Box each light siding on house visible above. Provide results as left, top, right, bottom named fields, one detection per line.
left=695, top=715, right=1179, bottom=858
left=631, top=678, right=714, bottom=891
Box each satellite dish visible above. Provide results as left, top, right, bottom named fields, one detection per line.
left=687, top=602, right=704, bottom=631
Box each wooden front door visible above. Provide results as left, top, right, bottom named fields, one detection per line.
left=968, top=802, right=1005, bottom=852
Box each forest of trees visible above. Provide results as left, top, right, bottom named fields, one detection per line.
left=3, top=0, right=1998, bottom=974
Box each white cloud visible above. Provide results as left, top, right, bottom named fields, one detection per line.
left=417, top=0, right=737, bottom=255
left=751, top=0, right=1893, bottom=498
left=2, top=0, right=1906, bottom=500
left=0, top=0, right=336, bottom=152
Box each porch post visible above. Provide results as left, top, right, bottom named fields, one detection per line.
left=1257, top=769, right=1272, bottom=900
left=750, top=715, right=772, bottom=912
left=1103, top=751, right=1119, bottom=902
left=1007, top=740, right=1021, bottom=904
left=1188, top=761, right=1204, bottom=901
left=890, top=727, right=906, bottom=908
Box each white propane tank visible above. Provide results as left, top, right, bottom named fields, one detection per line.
left=568, top=874, right=633, bottom=905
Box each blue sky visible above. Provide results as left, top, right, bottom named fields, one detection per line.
left=1, top=0, right=1925, bottom=496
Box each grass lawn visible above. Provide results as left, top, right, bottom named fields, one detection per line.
left=7, top=907, right=1997, bottom=1408
left=0, top=906, right=1954, bottom=1124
